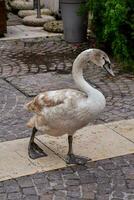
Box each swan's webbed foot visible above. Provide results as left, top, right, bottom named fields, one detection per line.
left=28, top=127, right=47, bottom=159
left=28, top=142, right=47, bottom=159
left=66, top=154, right=90, bottom=165
left=67, top=135, right=91, bottom=165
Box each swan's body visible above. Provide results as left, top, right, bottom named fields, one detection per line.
left=27, top=88, right=105, bottom=137
left=26, top=49, right=114, bottom=164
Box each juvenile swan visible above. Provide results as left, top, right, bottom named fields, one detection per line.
left=25, top=49, right=115, bottom=165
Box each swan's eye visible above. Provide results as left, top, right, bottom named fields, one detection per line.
left=102, top=56, right=106, bottom=61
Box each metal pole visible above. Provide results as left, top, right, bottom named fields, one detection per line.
left=37, top=0, right=41, bottom=18
left=33, top=0, right=37, bottom=10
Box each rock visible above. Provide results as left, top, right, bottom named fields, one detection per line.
left=23, top=15, right=55, bottom=27
left=41, top=8, right=53, bottom=16
left=10, top=0, right=44, bottom=11
left=44, top=20, right=63, bottom=33
left=18, top=8, right=53, bottom=18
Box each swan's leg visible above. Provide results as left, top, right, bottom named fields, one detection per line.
left=66, top=135, right=90, bottom=165
left=28, top=127, right=47, bottom=159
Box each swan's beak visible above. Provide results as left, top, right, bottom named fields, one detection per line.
left=103, top=61, right=115, bottom=77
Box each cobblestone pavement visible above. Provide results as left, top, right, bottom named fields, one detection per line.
left=0, top=38, right=134, bottom=199
left=0, top=154, right=134, bottom=200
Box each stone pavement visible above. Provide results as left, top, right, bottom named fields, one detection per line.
left=0, top=154, right=134, bottom=200
left=7, top=12, right=22, bottom=26
left=1, top=25, right=61, bottom=41
left=2, top=12, right=61, bottom=40
left=0, top=38, right=134, bottom=199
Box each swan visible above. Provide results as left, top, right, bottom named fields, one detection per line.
left=25, top=48, right=115, bottom=165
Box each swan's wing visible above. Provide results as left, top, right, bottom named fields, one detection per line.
left=41, top=89, right=87, bottom=124
left=25, top=89, right=88, bottom=131
left=25, top=89, right=86, bottom=114
left=26, top=90, right=64, bottom=113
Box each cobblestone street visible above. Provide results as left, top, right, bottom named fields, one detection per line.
left=0, top=38, right=134, bottom=199
left=0, top=154, right=134, bottom=200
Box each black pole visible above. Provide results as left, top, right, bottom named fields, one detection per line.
left=33, top=0, right=37, bottom=10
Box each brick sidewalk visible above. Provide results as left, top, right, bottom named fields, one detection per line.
left=0, top=38, right=134, bottom=199
left=0, top=154, right=134, bottom=200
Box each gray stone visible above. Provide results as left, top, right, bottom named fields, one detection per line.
left=82, top=184, right=96, bottom=199
left=18, top=9, right=52, bottom=18
left=5, top=185, right=20, bottom=193
left=67, top=191, right=81, bottom=198
left=44, top=20, right=63, bottom=33
left=10, top=0, right=44, bottom=11
left=122, top=167, right=134, bottom=180
left=128, top=195, right=134, bottom=200
left=63, top=174, right=79, bottom=180
left=0, top=187, right=5, bottom=193
left=65, top=180, right=80, bottom=186
left=7, top=192, right=22, bottom=199
left=40, top=194, right=53, bottom=200
left=96, top=194, right=110, bottom=200
left=23, top=195, right=39, bottom=200
left=23, top=187, right=37, bottom=195
left=98, top=183, right=112, bottom=194
left=0, top=193, right=7, bottom=200
left=23, top=15, right=55, bottom=27
left=54, top=190, right=66, bottom=198
left=126, top=180, right=134, bottom=189
left=17, top=177, right=33, bottom=187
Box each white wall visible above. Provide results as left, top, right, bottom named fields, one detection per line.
left=44, top=0, right=59, bottom=13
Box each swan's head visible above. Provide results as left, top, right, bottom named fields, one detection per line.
left=86, top=49, right=115, bottom=76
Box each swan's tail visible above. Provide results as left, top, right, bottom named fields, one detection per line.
left=24, top=100, right=34, bottom=112
left=24, top=98, right=42, bottom=113
left=26, top=116, right=36, bottom=128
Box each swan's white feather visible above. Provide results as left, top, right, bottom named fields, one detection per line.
left=26, top=88, right=105, bottom=136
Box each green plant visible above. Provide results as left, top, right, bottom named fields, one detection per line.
left=86, top=0, right=134, bottom=72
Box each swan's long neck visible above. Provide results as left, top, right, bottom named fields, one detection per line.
left=72, top=52, right=96, bottom=96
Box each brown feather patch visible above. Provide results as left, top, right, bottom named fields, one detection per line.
left=43, top=94, right=63, bottom=107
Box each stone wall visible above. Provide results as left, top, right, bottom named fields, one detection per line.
left=44, top=0, right=59, bottom=13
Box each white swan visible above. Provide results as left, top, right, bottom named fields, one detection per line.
left=25, top=48, right=114, bottom=165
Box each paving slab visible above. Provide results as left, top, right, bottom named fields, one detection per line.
left=0, top=119, right=134, bottom=182
left=0, top=137, right=65, bottom=182
left=0, top=25, right=62, bottom=41
left=38, top=121, right=134, bottom=162
left=106, top=119, right=134, bottom=142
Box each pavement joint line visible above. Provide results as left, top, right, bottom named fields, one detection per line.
left=35, top=136, right=65, bottom=161
left=0, top=138, right=66, bottom=182
left=104, top=123, right=134, bottom=144
left=2, top=77, right=29, bottom=97
left=15, top=149, right=39, bottom=168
